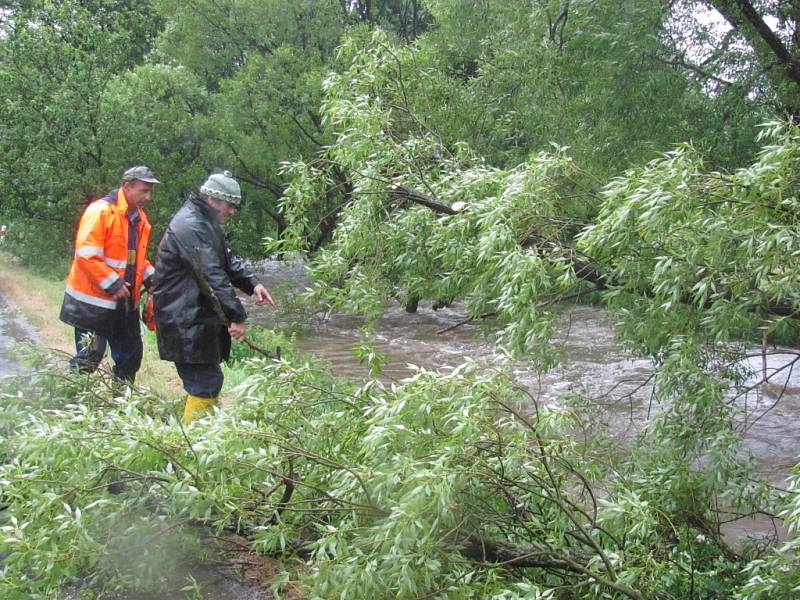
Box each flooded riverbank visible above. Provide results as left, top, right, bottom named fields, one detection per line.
left=250, top=259, right=800, bottom=545
left=251, top=260, right=800, bottom=480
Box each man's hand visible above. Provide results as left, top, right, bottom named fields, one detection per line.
left=253, top=283, right=275, bottom=307
left=228, top=321, right=247, bottom=341
left=110, top=282, right=131, bottom=301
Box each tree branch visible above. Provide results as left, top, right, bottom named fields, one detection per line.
left=711, top=0, right=800, bottom=88
left=386, top=183, right=467, bottom=215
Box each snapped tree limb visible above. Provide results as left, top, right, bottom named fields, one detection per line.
left=385, top=182, right=800, bottom=318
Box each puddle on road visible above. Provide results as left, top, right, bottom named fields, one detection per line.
left=0, top=292, right=38, bottom=376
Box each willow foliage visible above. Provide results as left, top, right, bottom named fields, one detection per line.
left=579, top=120, right=800, bottom=355
left=280, top=31, right=598, bottom=365
left=272, top=31, right=800, bottom=598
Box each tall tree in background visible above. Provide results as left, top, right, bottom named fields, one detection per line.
left=664, top=0, right=800, bottom=118
left=148, top=0, right=429, bottom=252
left=415, top=0, right=771, bottom=175
left=343, top=0, right=432, bottom=39
left=0, top=0, right=162, bottom=269
left=0, top=0, right=795, bottom=266
left=99, top=63, right=212, bottom=228
left=150, top=0, right=347, bottom=251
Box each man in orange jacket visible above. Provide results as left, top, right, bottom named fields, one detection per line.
left=59, top=165, right=160, bottom=382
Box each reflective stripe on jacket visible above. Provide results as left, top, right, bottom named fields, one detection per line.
left=59, top=188, right=154, bottom=337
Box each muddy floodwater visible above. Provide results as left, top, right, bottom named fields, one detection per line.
left=252, top=261, right=800, bottom=479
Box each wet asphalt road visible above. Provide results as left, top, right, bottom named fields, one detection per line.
left=0, top=292, right=35, bottom=377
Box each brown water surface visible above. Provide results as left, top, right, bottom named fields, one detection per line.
left=251, top=260, right=800, bottom=477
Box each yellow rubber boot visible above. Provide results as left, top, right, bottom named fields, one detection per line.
left=182, top=394, right=217, bottom=424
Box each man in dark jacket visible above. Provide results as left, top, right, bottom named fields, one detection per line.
left=152, top=170, right=274, bottom=423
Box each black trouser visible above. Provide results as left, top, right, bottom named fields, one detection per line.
left=70, top=308, right=142, bottom=382
left=175, top=362, right=224, bottom=397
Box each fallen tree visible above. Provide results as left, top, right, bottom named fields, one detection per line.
left=0, top=338, right=771, bottom=599
left=269, top=31, right=800, bottom=599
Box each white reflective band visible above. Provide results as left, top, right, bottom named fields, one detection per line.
left=99, top=272, right=120, bottom=290
left=65, top=285, right=117, bottom=310
left=76, top=246, right=104, bottom=259
left=104, top=257, right=127, bottom=269
left=144, top=265, right=155, bottom=278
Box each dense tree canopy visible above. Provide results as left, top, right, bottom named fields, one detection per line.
left=1, top=0, right=794, bottom=266
left=0, top=0, right=162, bottom=267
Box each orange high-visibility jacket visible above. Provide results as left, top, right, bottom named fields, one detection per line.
left=59, top=187, right=154, bottom=337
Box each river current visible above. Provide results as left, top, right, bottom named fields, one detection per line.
left=250, top=259, right=800, bottom=472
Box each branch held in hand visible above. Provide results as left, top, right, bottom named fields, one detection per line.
left=188, top=247, right=280, bottom=360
